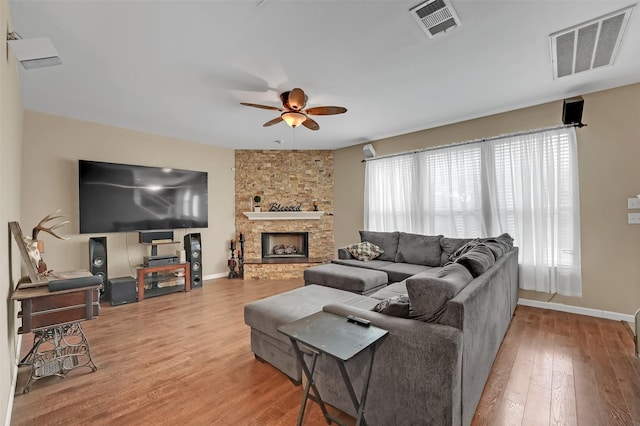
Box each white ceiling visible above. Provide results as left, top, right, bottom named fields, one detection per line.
left=9, top=0, right=640, bottom=150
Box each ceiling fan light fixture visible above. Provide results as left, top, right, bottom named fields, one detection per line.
left=281, top=111, right=307, bottom=128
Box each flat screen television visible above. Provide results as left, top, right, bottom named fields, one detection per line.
left=79, top=160, right=208, bottom=234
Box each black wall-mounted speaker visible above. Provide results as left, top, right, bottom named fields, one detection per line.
left=89, top=236, right=108, bottom=301
left=562, top=96, right=584, bottom=125
left=184, top=233, right=202, bottom=289
left=109, top=276, right=137, bottom=306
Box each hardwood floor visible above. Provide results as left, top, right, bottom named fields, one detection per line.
left=10, top=278, right=640, bottom=425
left=472, top=304, right=640, bottom=426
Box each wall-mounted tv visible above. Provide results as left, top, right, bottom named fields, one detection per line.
left=79, top=160, right=208, bottom=234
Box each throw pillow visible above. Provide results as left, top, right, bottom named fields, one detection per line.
left=371, top=295, right=410, bottom=318
left=455, top=245, right=496, bottom=277
left=345, top=241, right=384, bottom=262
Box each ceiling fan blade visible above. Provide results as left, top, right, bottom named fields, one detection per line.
left=302, top=117, right=320, bottom=131
left=263, top=116, right=283, bottom=127
left=241, top=102, right=282, bottom=111
left=304, top=106, right=347, bottom=115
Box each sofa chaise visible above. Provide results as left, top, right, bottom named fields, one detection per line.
left=244, top=231, right=519, bottom=425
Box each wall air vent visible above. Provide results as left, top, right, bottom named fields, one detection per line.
left=550, top=5, right=635, bottom=79
left=410, top=0, right=461, bottom=39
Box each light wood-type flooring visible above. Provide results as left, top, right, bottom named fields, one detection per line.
left=10, top=278, right=640, bottom=425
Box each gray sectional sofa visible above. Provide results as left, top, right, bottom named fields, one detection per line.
left=244, top=231, right=519, bottom=425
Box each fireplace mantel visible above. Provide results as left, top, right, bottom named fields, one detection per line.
left=243, top=211, right=325, bottom=221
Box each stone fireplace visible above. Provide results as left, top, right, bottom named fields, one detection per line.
left=262, top=232, right=309, bottom=260
left=235, top=150, right=334, bottom=280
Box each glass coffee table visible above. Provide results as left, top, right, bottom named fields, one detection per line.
left=278, top=311, right=388, bottom=426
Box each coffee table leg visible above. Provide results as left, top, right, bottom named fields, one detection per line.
left=290, top=340, right=332, bottom=425
left=355, top=344, right=378, bottom=426
left=335, top=343, right=379, bottom=426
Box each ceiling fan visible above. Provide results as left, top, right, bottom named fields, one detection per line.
left=240, top=88, right=347, bottom=131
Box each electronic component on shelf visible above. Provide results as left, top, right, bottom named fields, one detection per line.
left=143, top=255, right=179, bottom=267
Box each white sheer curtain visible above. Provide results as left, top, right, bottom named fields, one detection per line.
left=364, top=127, right=582, bottom=296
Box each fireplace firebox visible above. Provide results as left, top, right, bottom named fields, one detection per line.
left=262, top=232, right=309, bottom=259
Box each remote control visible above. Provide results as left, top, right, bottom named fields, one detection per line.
left=347, top=315, right=371, bottom=327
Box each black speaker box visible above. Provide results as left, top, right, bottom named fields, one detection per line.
left=184, top=233, right=202, bottom=288
left=139, top=230, right=174, bottom=243
left=109, top=276, right=138, bottom=306
left=562, top=96, right=584, bottom=125
left=89, top=237, right=108, bottom=301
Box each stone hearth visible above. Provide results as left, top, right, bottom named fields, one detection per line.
left=235, top=150, right=334, bottom=280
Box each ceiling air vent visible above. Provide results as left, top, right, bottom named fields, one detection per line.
left=410, top=0, right=461, bottom=39
left=550, top=5, right=635, bottom=79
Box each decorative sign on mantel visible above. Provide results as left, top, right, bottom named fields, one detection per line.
left=268, top=202, right=302, bottom=212
left=243, top=211, right=325, bottom=221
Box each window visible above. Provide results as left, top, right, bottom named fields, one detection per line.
left=365, top=127, right=581, bottom=296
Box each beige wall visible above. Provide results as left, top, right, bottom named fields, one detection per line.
left=1, top=1, right=23, bottom=422
left=21, top=111, right=236, bottom=281
left=334, top=83, right=640, bottom=315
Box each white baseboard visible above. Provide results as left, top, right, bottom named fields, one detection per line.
left=203, top=272, right=228, bottom=281
left=517, top=298, right=635, bottom=323
left=5, top=333, right=21, bottom=426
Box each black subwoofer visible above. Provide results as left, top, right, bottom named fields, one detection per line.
left=89, top=236, right=108, bottom=301
left=109, top=276, right=137, bottom=306
left=184, top=233, right=202, bottom=288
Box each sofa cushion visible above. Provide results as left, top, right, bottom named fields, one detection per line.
left=440, top=237, right=473, bottom=266
left=478, top=240, right=504, bottom=260
left=481, top=233, right=514, bottom=259
left=345, top=241, right=384, bottom=261
left=448, top=238, right=482, bottom=262
left=244, top=285, right=378, bottom=346
left=331, top=258, right=395, bottom=272
left=304, top=263, right=388, bottom=295
left=369, top=281, right=408, bottom=300
left=378, top=263, right=436, bottom=283
left=360, top=230, right=399, bottom=262
left=406, top=263, right=474, bottom=322
left=395, top=232, right=443, bottom=267
left=455, top=245, right=496, bottom=278
left=371, top=295, right=410, bottom=318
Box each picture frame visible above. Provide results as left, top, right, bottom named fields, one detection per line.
left=9, top=221, right=41, bottom=284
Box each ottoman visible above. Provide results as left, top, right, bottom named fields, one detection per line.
left=303, top=263, right=388, bottom=295
left=244, top=285, right=378, bottom=383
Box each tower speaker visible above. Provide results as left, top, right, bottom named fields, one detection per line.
left=89, top=237, right=108, bottom=301
left=562, top=96, right=584, bottom=125
left=184, top=233, right=202, bottom=288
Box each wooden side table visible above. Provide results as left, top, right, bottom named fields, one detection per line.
left=278, top=311, right=388, bottom=426
left=12, top=272, right=101, bottom=393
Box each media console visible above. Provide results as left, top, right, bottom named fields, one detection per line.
left=136, top=262, right=191, bottom=301
left=137, top=232, right=190, bottom=300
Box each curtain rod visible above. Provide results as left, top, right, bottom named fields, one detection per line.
left=361, top=122, right=584, bottom=163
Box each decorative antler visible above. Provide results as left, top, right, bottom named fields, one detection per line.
left=32, top=209, right=70, bottom=240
